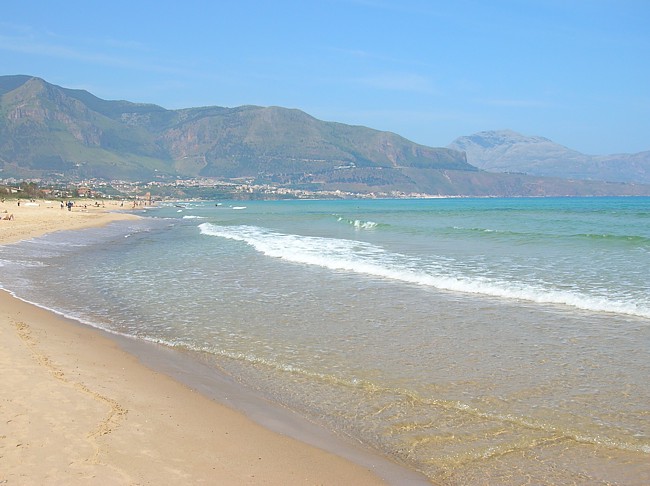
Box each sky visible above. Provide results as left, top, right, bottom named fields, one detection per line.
left=1, top=0, right=649, bottom=155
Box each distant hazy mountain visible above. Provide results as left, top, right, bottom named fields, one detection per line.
left=449, top=130, right=650, bottom=184
left=1, top=75, right=649, bottom=196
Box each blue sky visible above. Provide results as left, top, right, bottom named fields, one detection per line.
left=1, top=0, right=649, bottom=154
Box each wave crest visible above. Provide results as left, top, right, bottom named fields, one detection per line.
left=198, top=223, right=650, bottom=319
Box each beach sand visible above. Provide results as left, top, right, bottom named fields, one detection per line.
left=0, top=199, right=403, bottom=485
left=0, top=199, right=141, bottom=245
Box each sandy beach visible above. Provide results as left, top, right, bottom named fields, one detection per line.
left=0, top=199, right=399, bottom=485
left=0, top=199, right=141, bottom=245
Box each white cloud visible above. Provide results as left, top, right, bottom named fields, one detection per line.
left=0, top=30, right=188, bottom=76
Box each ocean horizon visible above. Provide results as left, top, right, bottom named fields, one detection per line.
left=1, top=196, right=648, bottom=484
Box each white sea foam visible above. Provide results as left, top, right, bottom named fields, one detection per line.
left=353, top=219, right=378, bottom=229
left=336, top=215, right=378, bottom=230
left=199, top=223, right=650, bottom=319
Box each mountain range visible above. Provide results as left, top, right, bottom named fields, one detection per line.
left=1, top=75, right=649, bottom=197
left=449, top=130, right=650, bottom=185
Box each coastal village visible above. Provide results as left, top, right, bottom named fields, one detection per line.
left=0, top=176, right=441, bottom=203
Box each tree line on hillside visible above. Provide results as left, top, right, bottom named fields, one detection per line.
left=1, top=182, right=47, bottom=200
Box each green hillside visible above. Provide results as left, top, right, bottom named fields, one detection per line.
left=0, top=76, right=471, bottom=183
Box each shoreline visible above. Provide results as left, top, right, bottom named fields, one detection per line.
left=0, top=199, right=428, bottom=484
left=0, top=198, right=141, bottom=245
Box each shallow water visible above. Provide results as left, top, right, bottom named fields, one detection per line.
left=1, top=197, right=648, bottom=484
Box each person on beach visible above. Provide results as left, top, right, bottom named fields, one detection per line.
left=2, top=213, right=14, bottom=220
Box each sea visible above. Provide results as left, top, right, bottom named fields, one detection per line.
left=1, top=197, right=649, bottom=484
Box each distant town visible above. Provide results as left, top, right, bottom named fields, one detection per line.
left=0, top=177, right=442, bottom=202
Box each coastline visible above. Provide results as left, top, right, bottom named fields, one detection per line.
left=0, top=198, right=141, bottom=245
left=0, top=200, right=426, bottom=484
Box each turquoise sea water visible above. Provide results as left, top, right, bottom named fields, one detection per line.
left=1, top=197, right=649, bottom=484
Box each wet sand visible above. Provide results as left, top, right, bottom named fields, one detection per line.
left=0, top=199, right=421, bottom=484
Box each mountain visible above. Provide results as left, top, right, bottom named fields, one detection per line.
left=448, top=130, right=650, bottom=184
left=1, top=75, right=649, bottom=197
left=0, top=75, right=471, bottom=183
left=0, top=75, right=172, bottom=179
